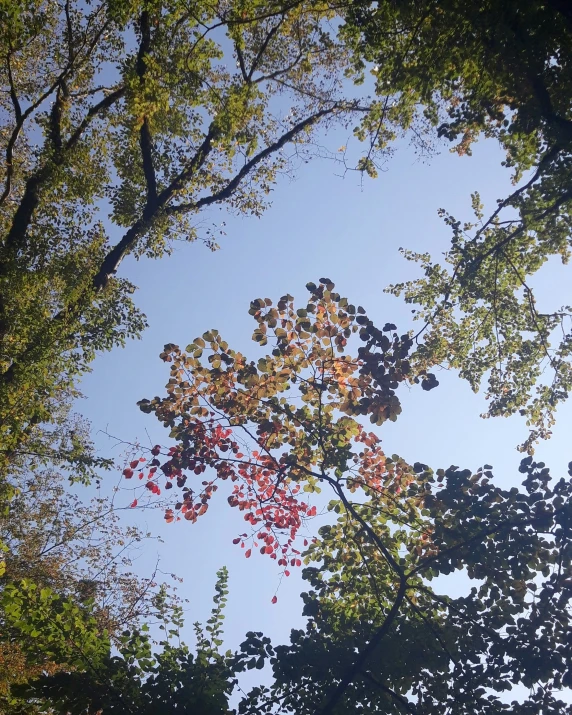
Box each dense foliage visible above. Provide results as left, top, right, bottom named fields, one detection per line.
left=4, top=569, right=237, bottom=714
left=126, top=281, right=572, bottom=713
left=3, top=1, right=572, bottom=712
left=0, top=443, right=184, bottom=709
left=343, top=0, right=572, bottom=449
left=0, top=0, right=426, bottom=463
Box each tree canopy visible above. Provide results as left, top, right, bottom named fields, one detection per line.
left=4, top=0, right=572, bottom=459
left=342, top=0, right=572, bottom=449
left=4, top=568, right=237, bottom=714
left=3, top=1, right=572, bottom=713
left=124, top=281, right=572, bottom=713
left=0, top=0, right=424, bottom=463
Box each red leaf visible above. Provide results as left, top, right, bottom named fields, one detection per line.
left=245, top=549, right=252, bottom=558
left=123, top=468, right=134, bottom=479
left=130, top=460, right=139, bottom=469
left=130, top=499, right=138, bottom=508
left=271, top=595, right=277, bottom=604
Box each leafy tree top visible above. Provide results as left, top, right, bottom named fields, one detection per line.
left=341, top=1, right=572, bottom=449
left=134, top=279, right=438, bottom=564
left=125, top=280, right=572, bottom=714
left=0, top=0, right=428, bottom=461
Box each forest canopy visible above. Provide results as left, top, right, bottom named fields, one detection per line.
left=1, top=1, right=572, bottom=713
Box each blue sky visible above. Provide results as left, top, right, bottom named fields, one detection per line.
left=76, top=125, right=572, bottom=665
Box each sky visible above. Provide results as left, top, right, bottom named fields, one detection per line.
left=76, top=121, right=572, bottom=671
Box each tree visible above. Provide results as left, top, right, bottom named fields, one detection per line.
left=12, top=567, right=245, bottom=715
left=256, top=457, right=572, bottom=714
left=0, top=578, right=110, bottom=712
left=1, top=461, right=181, bottom=636
left=0, top=0, right=429, bottom=463
left=127, top=280, right=572, bottom=713
left=4, top=0, right=571, bottom=462
left=341, top=0, right=572, bottom=450
left=0, top=424, right=185, bottom=708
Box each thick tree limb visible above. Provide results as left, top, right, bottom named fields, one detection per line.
left=92, top=218, right=149, bottom=290
left=247, top=18, right=285, bottom=82
left=65, top=86, right=126, bottom=152
left=1, top=86, right=125, bottom=258
left=0, top=65, right=63, bottom=207
left=92, top=105, right=337, bottom=288
left=157, top=123, right=220, bottom=203
left=166, top=105, right=336, bottom=216
left=0, top=104, right=342, bottom=387
left=136, top=11, right=158, bottom=215
left=316, top=577, right=408, bottom=715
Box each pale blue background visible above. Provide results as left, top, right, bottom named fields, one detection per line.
left=77, top=126, right=571, bottom=676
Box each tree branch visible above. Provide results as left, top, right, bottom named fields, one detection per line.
left=165, top=105, right=336, bottom=216
left=157, top=122, right=220, bottom=203
left=248, top=17, right=285, bottom=82
left=64, top=0, right=75, bottom=65
left=65, top=85, right=126, bottom=152
left=49, top=83, right=68, bottom=153
left=136, top=11, right=158, bottom=215
left=1, top=86, right=125, bottom=258
left=462, top=184, right=572, bottom=280
left=361, top=670, right=420, bottom=715
left=409, top=507, right=561, bottom=578
left=0, top=63, right=63, bottom=207
left=316, top=577, right=408, bottom=715
left=234, top=42, right=249, bottom=83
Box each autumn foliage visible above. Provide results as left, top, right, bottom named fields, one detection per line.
left=130, top=281, right=439, bottom=569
